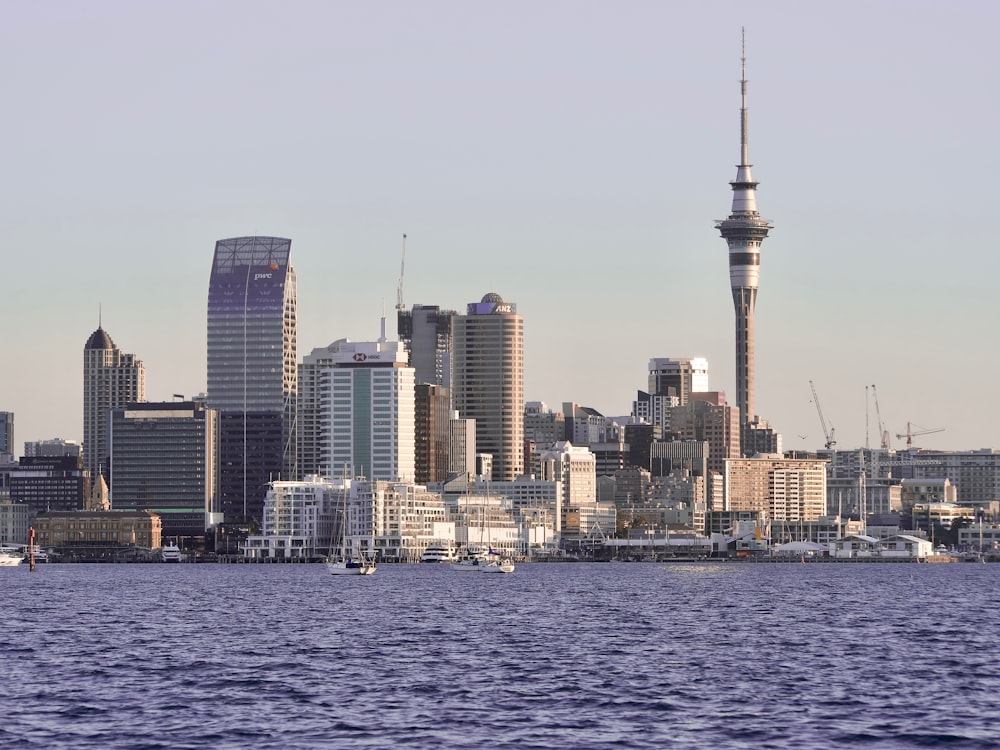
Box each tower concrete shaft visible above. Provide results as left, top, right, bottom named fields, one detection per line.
left=716, top=38, right=772, bottom=433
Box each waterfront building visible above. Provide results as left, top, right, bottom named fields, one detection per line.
left=397, top=304, right=455, bottom=390
left=647, top=358, right=709, bottom=404
left=33, top=509, right=161, bottom=559
left=0, top=412, right=12, bottom=458
left=725, top=455, right=827, bottom=522
left=10, top=455, right=89, bottom=514
left=243, top=476, right=338, bottom=562
left=323, top=337, right=415, bottom=482
left=109, top=401, right=219, bottom=539
left=714, top=46, right=773, bottom=450
left=0, top=498, right=30, bottom=547
left=281, top=477, right=451, bottom=564
left=206, top=236, right=297, bottom=524
left=83, top=325, right=144, bottom=486
left=910, top=502, right=974, bottom=535
left=415, top=384, right=450, bottom=485
left=452, top=293, right=524, bottom=481
left=445, top=491, right=521, bottom=558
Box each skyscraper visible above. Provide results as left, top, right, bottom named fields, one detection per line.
left=452, top=293, right=524, bottom=482
left=414, top=384, right=450, bottom=484
left=83, top=325, right=145, bottom=485
left=715, top=41, right=772, bottom=447
left=397, top=304, right=455, bottom=389
left=207, top=236, right=297, bottom=523
left=322, top=337, right=415, bottom=482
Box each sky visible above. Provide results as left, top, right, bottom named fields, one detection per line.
left=2, top=0, right=998, bottom=454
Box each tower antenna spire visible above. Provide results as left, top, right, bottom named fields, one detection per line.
left=396, top=233, right=407, bottom=312
left=740, top=26, right=749, bottom=168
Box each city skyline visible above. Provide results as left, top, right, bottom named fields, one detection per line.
left=2, top=2, right=997, bottom=452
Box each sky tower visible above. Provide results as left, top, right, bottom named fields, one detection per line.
left=716, top=33, right=772, bottom=443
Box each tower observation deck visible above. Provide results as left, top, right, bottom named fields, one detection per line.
left=715, top=34, right=772, bottom=443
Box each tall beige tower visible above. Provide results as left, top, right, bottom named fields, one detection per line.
left=452, top=293, right=524, bottom=482
left=83, top=325, right=144, bottom=486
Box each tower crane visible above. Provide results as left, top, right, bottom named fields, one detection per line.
left=871, top=384, right=890, bottom=450
left=809, top=380, right=836, bottom=450
left=896, top=422, right=945, bottom=447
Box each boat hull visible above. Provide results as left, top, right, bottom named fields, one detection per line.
left=326, top=560, right=376, bottom=576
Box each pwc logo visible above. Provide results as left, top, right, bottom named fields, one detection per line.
left=254, top=273, right=273, bottom=281
left=352, top=353, right=367, bottom=362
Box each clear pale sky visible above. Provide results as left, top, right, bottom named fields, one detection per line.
left=2, top=1, right=997, bottom=453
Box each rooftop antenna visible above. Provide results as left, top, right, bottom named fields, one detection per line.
left=740, top=26, right=749, bottom=169
left=379, top=299, right=387, bottom=343
left=396, top=233, right=407, bottom=312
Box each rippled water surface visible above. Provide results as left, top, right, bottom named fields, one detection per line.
left=1, top=561, right=998, bottom=749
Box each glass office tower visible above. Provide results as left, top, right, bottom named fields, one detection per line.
left=207, top=236, right=297, bottom=524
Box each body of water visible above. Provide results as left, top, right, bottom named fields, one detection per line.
left=1, top=561, right=997, bottom=749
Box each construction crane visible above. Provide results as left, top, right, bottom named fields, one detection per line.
left=809, top=380, right=836, bottom=450
left=896, top=422, right=945, bottom=447
left=395, top=233, right=407, bottom=312
left=871, top=384, right=890, bottom=450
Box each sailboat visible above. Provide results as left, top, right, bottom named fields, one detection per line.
left=326, top=485, right=376, bottom=576
left=451, top=490, right=515, bottom=574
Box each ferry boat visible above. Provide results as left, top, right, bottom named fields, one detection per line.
left=420, top=542, right=458, bottom=563
left=0, top=546, right=24, bottom=567
left=161, top=544, right=182, bottom=563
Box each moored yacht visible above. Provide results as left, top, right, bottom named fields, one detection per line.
left=420, top=542, right=458, bottom=563
left=0, top=546, right=24, bottom=567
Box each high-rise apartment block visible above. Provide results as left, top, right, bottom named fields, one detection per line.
left=725, top=455, right=827, bottom=522
left=109, top=401, right=219, bottom=539
left=207, top=236, right=297, bottom=523
left=397, top=304, right=455, bottom=389
left=83, top=326, right=145, bottom=486
left=453, top=293, right=524, bottom=482
left=647, top=358, right=709, bottom=404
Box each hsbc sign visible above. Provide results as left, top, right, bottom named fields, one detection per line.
left=352, top=353, right=367, bottom=362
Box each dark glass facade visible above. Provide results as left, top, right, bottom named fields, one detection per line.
left=109, top=401, right=217, bottom=539
left=207, top=237, right=297, bottom=524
